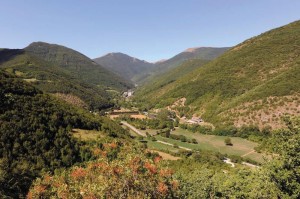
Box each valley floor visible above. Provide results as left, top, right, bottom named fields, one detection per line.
left=121, top=120, right=265, bottom=164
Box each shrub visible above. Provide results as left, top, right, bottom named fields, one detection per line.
left=224, top=138, right=233, bottom=146
left=28, top=143, right=179, bottom=198
left=192, top=138, right=198, bottom=144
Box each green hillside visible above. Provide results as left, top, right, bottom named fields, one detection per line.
left=0, top=49, right=118, bottom=110
left=134, top=47, right=229, bottom=85
left=25, top=42, right=133, bottom=90
left=135, top=20, right=300, bottom=129
left=136, top=47, right=229, bottom=85
left=154, top=47, right=229, bottom=72
left=136, top=59, right=210, bottom=104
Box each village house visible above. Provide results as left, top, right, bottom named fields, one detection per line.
left=122, top=90, right=134, bottom=98
left=187, top=117, right=203, bottom=124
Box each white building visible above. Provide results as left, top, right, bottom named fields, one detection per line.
left=187, top=117, right=203, bottom=124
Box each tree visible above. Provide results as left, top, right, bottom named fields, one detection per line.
left=165, top=129, right=171, bottom=138
left=180, top=135, right=187, bottom=142
left=265, top=116, right=300, bottom=198
left=174, top=118, right=179, bottom=127
left=224, top=138, right=233, bottom=146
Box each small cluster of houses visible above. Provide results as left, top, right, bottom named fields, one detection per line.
left=122, top=90, right=134, bottom=98
left=186, top=117, right=203, bottom=124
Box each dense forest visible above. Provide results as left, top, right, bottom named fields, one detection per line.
left=0, top=70, right=129, bottom=198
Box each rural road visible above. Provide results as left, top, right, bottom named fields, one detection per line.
left=121, top=121, right=192, bottom=151
left=156, top=140, right=192, bottom=151
left=223, top=158, right=235, bottom=167
left=241, top=150, right=255, bottom=157
left=121, top=121, right=146, bottom=137
left=242, top=162, right=260, bottom=168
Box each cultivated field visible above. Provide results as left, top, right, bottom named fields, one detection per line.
left=167, top=128, right=266, bottom=163
left=121, top=121, right=266, bottom=163
left=146, top=139, right=179, bottom=153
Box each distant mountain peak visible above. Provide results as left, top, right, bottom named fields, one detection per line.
left=94, top=52, right=154, bottom=81
left=105, top=52, right=124, bottom=56
left=184, top=47, right=201, bottom=53
left=27, top=41, right=62, bottom=49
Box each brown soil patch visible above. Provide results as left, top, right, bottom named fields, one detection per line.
left=232, top=42, right=248, bottom=51
left=150, top=150, right=181, bottom=161
left=171, top=98, right=186, bottom=108
left=130, top=114, right=147, bottom=119
left=109, top=115, right=119, bottom=119
left=109, top=114, right=147, bottom=120
left=167, top=98, right=188, bottom=118
left=113, top=108, right=135, bottom=112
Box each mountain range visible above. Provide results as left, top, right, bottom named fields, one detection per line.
left=1, top=21, right=299, bottom=130
left=0, top=42, right=230, bottom=110
left=94, top=47, right=229, bottom=84
left=0, top=42, right=133, bottom=110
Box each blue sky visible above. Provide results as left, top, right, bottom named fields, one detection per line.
left=0, top=0, right=299, bottom=62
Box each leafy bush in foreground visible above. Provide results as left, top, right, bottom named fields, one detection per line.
left=28, top=142, right=179, bottom=198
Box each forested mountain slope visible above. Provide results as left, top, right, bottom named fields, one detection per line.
left=25, top=42, right=133, bottom=90
left=0, top=44, right=133, bottom=110
left=0, top=70, right=128, bottom=197
left=94, top=52, right=154, bottom=82
left=136, top=59, right=210, bottom=103
left=135, top=20, right=300, bottom=129
left=154, top=47, right=229, bottom=73
left=136, top=47, right=229, bottom=85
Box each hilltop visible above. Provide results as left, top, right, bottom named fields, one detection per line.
left=135, top=20, right=300, bottom=129
left=25, top=42, right=133, bottom=90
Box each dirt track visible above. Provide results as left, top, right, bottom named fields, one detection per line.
left=121, top=121, right=146, bottom=137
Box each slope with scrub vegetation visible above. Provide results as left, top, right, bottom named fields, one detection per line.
left=135, top=20, right=300, bottom=129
